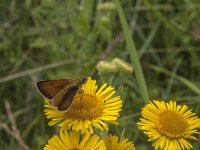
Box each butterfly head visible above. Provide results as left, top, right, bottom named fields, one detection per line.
left=79, top=76, right=87, bottom=84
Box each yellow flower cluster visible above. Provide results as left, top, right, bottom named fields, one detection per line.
left=40, top=76, right=200, bottom=150
left=42, top=77, right=135, bottom=150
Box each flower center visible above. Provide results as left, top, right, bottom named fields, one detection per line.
left=65, top=93, right=104, bottom=120
left=158, top=110, right=188, bottom=138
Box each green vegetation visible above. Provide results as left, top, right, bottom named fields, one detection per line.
left=0, top=0, right=200, bottom=149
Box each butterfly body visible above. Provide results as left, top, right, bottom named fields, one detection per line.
left=36, top=76, right=87, bottom=112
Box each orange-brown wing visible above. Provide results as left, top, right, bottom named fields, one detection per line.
left=36, top=79, right=72, bottom=99
left=52, top=85, right=79, bottom=111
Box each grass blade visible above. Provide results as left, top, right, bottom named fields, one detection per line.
left=114, top=0, right=149, bottom=102
left=149, top=64, right=200, bottom=96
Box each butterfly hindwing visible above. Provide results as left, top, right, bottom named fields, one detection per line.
left=53, top=85, right=79, bottom=111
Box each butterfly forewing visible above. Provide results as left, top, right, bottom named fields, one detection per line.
left=36, top=79, right=72, bottom=99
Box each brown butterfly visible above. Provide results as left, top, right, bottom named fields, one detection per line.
left=36, top=76, right=87, bottom=112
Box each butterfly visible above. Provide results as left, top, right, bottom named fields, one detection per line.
left=36, top=76, right=87, bottom=112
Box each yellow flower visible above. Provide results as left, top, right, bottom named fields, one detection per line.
left=43, top=130, right=106, bottom=150
left=44, top=77, right=122, bottom=134
left=104, top=134, right=135, bottom=150
left=138, top=100, right=200, bottom=150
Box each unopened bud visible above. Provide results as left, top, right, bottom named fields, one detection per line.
left=112, top=58, right=133, bottom=76
left=97, top=61, right=117, bottom=75
left=97, top=2, right=116, bottom=10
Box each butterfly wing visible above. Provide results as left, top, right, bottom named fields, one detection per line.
left=36, top=79, right=72, bottom=100
left=52, top=85, right=79, bottom=111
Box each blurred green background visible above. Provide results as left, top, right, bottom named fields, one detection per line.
left=0, top=0, right=200, bottom=149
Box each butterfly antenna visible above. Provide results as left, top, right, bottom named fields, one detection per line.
left=81, top=66, right=85, bottom=76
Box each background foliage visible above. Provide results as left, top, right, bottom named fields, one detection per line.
left=0, top=0, right=200, bottom=149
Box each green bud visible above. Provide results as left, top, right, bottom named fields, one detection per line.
left=112, top=58, right=133, bottom=76
left=97, top=61, right=117, bottom=75
left=97, top=58, right=133, bottom=84
left=97, top=2, right=116, bottom=10
left=97, top=58, right=133, bottom=76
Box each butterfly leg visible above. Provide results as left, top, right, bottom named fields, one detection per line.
left=77, top=89, right=84, bottom=109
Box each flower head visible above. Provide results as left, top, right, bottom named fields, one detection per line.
left=138, top=100, right=200, bottom=150
left=43, top=130, right=106, bottom=150
left=44, top=77, right=122, bottom=134
left=104, top=134, right=135, bottom=150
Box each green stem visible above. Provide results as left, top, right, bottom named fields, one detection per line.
left=114, top=0, right=149, bottom=102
